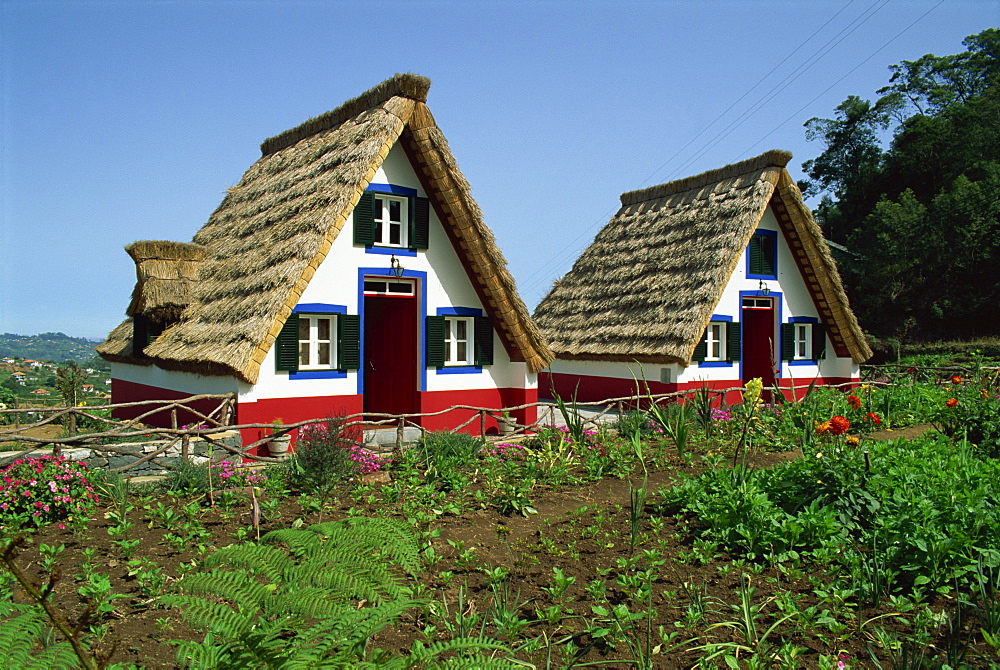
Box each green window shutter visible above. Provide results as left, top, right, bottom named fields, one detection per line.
left=749, top=233, right=775, bottom=276
left=812, top=323, right=826, bottom=361
left=474, top=315, right=494, bottom=366
left=748, top=235, right=763, bottom=275
left=425, top=316, right=446, bottom=367
left=275, top=316, right=299, bottom=373
left=353, top=191, right=375, bottom=246
left=337, top=315, right=360, bottom=371
left=727, top=322, right=742, bottom=362
left=762, top=239, right=775, bottom=276
left=781, top=323, right=796, bottom=361
left=692, top=329, right=708, bottom=362
left=410, top=196, right=430, bottom=250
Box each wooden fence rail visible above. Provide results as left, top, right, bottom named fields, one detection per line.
left=0, top=374, right=945, bottom=473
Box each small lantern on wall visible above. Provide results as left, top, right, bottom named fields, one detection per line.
left=390, top=255, right=405, bottom=279
left=757, top=280, right=771, bottom=297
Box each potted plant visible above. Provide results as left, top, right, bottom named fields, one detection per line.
left=268, top=417, right=291, bottom=460
left=498, top=411, right=517, bottom=436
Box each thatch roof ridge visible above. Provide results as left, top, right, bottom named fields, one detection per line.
left=620, top=149, right=791, bottom=206
left=260, top=73, right=431, bottom=156
left=125, top=240, right=207, bottom=262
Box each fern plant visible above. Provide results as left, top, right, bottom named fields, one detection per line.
left=0, top=606, right=78, bottom=669
left=163, top=517, right=516, bottom=668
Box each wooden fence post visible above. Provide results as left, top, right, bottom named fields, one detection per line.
left=480, top=410, right=486, bottom=439
left=396, top=417, right=405, bottom=454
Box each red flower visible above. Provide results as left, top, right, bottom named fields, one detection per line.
left=951, top=375, right=962, bottom=385
left=946, top=398, right=959, bottom=408
left=866, top=412, right=882, bottom=426
left=829, top=415, right=851, bottom=435
left=847, top=395, right=861, bottom=410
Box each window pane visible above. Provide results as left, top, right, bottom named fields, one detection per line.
left=373, top=198, right=383, bottom=220
left=374, top=220, right=383, bottom=242
left=317, top=318, right=330, bottom=341
left=389, top=223, right=401, bottom=246
left=298, top=317, right=309, bottom=340
left=456, top=320, right=467, bottom=339
left=457, top=341, right=467, bottom=362
left=388, top=282, right=412, bottom=293
left=318, top=343, right=330, bottom=365
left=389, top=199, right=401, bottom=222
left=299, top=343, right=310, bottom=366
left=364, top=281, right=386, bottom=293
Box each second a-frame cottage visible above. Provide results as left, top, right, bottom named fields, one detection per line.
left=533, top=150, right=871, bottom=403
left=98, top=75, right=553, bottom=446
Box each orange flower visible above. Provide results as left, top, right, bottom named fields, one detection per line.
left=845, top=435, right=860, bottom=447
left=866, top=412, right=882, bottom=426
left=847, top=395, right=861, bottom=410
left=951, top=375, right=962, bottom=385
left=982, top=389, right=991, bottom=399
left=946, top=398, right=959, bottom=408
left=815, top=420, right=832, bottom=436
left=829, top=415, right=851, bottom=435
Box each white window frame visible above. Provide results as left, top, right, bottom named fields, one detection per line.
left=443, top=316, right=474, bottom=366
left=297, top=314, right=337, bottom=370
left=372, top=194, right=408, bottom=248
left=793, top=323, right=812, bottom=360
left=705, top=322, right=727, bottom=361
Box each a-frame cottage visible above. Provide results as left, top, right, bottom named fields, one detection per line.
left=97, top=75, right=553, bottom=448
left=533, top=150, right=871, bottom=403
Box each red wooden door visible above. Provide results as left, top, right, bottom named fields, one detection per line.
left=741, top=303, right=776, bottom=392
left=364, top=295, right=418, bottom=416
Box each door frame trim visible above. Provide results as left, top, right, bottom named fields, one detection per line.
left=357, top=267, right=428, bottom=396
left=738, top=290, right=783, bottom=381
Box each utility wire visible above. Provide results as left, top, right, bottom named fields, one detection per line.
left=519, top=2, right=862, bottom=297
left=743, top=0, right=946, bottom=155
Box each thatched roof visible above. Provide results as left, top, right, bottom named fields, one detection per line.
left=98, top=73, right=553, bottom=381
left=533, top=150, right=871, bottom=366
left=125, top=240, right=206, bottom=323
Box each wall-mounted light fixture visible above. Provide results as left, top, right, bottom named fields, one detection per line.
left=390, top=255, right=405, bottom=279
left=757, top=280, right=771, bottom=297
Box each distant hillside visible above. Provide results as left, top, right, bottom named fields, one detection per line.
left=0, top=332, right=100, bottom=364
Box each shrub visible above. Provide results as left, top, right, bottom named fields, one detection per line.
left=291, top=417, right=364, bottom=493
left=0, top=455, right=99, bottom=530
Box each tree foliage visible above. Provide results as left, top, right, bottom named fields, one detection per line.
left=802, top=29, right=1000, bottom=340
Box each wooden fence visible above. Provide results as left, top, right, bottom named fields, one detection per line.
left=0, top=370, right=968, bottom=474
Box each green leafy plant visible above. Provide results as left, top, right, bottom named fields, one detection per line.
left=163, top=516, right=512, bottom=668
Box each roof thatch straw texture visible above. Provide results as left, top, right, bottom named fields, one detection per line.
left=125, top=240, right=206, bottom=322
left=533, top=150, right=871, bottom=366
left=98, top=74, right=552, bottom=381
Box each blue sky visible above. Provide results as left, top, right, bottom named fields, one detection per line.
left=1, top=0, right=995, bottom=340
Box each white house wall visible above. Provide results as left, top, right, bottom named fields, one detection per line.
left=245, top=140, right=532, bottom=403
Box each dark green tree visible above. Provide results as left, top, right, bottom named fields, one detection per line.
left=803, top=28, right=1000, bottom=340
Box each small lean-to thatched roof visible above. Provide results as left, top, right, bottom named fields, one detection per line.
left=98, top=74, right=552, bottom=381
left=533, top=150, right=871, bottom=366
left=125, top=240, right=206, bottom=322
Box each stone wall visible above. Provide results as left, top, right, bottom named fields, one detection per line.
left=1, top=431, right=243, bottom=478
